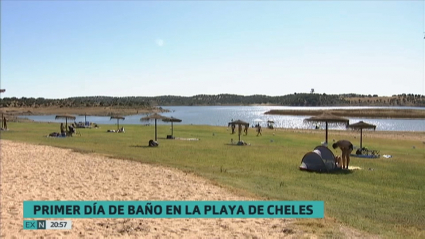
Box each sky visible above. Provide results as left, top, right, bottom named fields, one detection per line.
left=1, top=1, right=424, bottom=99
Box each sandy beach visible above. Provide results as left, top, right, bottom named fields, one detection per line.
left=1, top=140, right=377, bottom=238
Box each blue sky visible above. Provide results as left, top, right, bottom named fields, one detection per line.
left=1, top=1, right=424, bottom=99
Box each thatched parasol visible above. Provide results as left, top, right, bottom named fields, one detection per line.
left=347, top=121, right=376, bottom=149
left=141, top=113, right=168, bottom=141
left=55, top=114, right=76, bottom=129
left=304, top=112, right=349, bottom=144
left=110, top=116, right=125, bottom=130
left=228, top=119, right=249, bottom=142
left=162, top=116, right=182, bottom=138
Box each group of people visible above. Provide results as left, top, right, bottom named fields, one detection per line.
left=332, top=140, right=354, bottom=169
left=74, top=121, right=99, bottom=128
left=47, top=123, right=76, bottom=137
left=229, top=123, right=262, bottom=136
left=58, top=123, right=76, bottom=136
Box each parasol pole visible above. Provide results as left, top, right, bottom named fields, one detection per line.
left=238, top=124, right=242, bottom=142
left=0, top=89, right=4, bottom=128
left=155, top=119, right=158, bottom=141
left=325, top=121, right=328, bottom=144
left=171, top=122, right=174, bottom=137
left=360, top=128, right=363, bottom=149
left=117, top=119, right=119, bottom=131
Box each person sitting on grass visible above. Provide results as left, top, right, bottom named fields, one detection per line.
left=332, top=140, right=353, bottom=169
left=68, top=125, right=76, bottom=136
left=49, top=132, right=60, bottom=137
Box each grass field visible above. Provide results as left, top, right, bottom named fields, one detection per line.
left=1, top=122, right=424, bottom=238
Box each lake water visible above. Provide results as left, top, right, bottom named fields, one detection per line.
left=18, top=106, right=425, bottom=132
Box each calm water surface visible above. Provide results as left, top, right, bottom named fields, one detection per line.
left=19, top=106, right=425, bottom=132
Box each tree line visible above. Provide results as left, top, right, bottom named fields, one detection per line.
left=1, top=93, right=424, bottom=108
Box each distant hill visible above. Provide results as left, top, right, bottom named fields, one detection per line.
left=1, top=93, right=424, bottom=108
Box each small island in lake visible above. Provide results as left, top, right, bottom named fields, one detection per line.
left=264, top=108, right=425, bottom=119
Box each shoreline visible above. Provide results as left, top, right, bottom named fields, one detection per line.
left=2, top=121, right=424, bottom=141
left=6, top=120, right=425, bottom=134
left=3, top=120, right=425, bottom=135
left=0, top=106, right=424, bottom=118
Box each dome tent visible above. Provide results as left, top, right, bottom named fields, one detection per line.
left=300, top=146, right=337, bottom=173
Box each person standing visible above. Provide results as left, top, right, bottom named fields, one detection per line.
left=332, top=140, right=353, bottom=169
left=244, top=124, right=248, bottom=135
left=256, top=125, right=262, bottom=136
